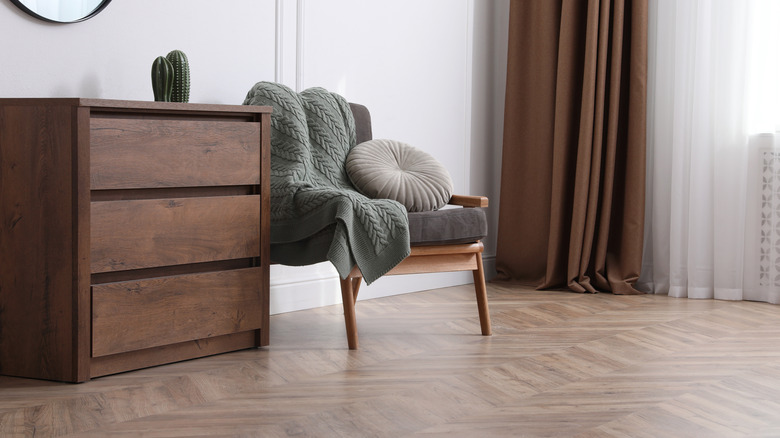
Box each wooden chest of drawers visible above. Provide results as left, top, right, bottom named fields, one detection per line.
left=0, top=98, right=271, bottom=382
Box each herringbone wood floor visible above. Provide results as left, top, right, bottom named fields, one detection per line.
left=2, top=283, right=780, bottom=437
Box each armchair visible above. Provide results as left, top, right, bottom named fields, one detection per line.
left=341, top=103, right=492, bottom=349
left=243, top=81, right=492, bottom=350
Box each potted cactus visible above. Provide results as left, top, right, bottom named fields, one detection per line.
left=151, top=56, right=174, bottom=102
left=151, top=49, right=190, bottom=103
left=166, top=50, right=190, bottom=103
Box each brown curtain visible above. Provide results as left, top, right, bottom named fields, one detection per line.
left=495, top=0, right=647, bottom=294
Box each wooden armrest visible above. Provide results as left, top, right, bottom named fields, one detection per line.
left=448, top=195, right=488, bottom=208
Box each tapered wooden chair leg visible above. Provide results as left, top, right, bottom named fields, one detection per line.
left=339, top=275, right=360, bottom=350
left=352, top=277, right=362, bottom=305
left=473, top=254, right=492, bottom=336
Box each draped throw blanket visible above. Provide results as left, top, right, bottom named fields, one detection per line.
left=243, top=82, right=410, bottom=284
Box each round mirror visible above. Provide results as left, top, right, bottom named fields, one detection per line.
left=11, top=0, right=112, bottom=23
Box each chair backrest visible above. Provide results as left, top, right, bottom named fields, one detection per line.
left=349, top=103, right=373, bottom=144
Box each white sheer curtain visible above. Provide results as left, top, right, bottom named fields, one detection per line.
left=640, top=0, right=780, bottom=304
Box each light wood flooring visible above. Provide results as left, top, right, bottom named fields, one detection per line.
left=3, top=283, right=780, bottom=437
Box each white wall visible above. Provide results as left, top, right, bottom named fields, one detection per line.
left=0, top=0, right=509, bottom=315
left=471, top=0, right=510, bottom=271
left=0, top=0, right=276, bottom=103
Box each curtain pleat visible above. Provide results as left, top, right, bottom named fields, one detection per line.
left=496, top=0, right=647, bottom=295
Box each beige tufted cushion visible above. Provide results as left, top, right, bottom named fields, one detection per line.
left=346, top=139, right=454, bottom=212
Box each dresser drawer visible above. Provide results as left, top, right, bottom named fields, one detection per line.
left=91, top=268, right=264, bottom=357
left=91, top=196, right=260, bottom=273
left=90, top=117, right=260, bottom=190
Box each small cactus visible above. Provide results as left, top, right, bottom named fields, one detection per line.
left=166, top=50, right=190, bottom=103
left=151, top=56, right=174, bottom=102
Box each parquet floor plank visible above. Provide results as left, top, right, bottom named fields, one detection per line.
left=2, top=284, right=780, bottom=437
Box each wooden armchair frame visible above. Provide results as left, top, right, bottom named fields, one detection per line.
left=339, top=195, right=492, bottom=349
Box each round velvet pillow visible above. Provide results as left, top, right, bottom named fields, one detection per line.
left=346, top=139, right=453, bottom=212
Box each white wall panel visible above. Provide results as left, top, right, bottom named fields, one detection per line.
left=0, top=0, right=276, bottom=104
left=300, top=0, right=471, bottom=194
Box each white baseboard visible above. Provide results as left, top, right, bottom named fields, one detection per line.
left=483, top=254, right=496, bottom=281
left=269, top=253, right=496, bottom=315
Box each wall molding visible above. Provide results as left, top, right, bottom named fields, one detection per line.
left=295, top=0, right=305, bottom=91
left=274, top=0, right=283, bottom=83
left=273, top=0, right=300, bottom=89
left=270, top=269, right=478, bottom=315
left=463, top=0, right=475, bottom=193
left=482, top=254, right=497, bottom=281
left=270, top=253, right=496, bottom=315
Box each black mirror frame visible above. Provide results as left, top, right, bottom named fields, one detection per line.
left=10, top=0, right=112, bottom=23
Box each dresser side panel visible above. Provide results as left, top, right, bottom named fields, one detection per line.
left=0, top=103, right=77, bottom=381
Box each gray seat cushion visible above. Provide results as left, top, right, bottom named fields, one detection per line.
left=408, top=207, right=487, bottom=246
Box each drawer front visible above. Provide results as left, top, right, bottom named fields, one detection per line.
left=91, top=268, right=264, bottom=357
left=91, top=196, right=260, bottom=273
left=90, top=118, right=260, bottom=190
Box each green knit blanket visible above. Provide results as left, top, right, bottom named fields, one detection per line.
left=243, top=82, right=410, bottom=284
